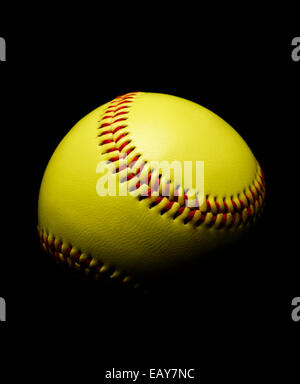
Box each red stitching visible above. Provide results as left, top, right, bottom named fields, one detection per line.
left=162, top=201, right=175, bottom=213
left=112, top=125, right=127, bottom=134
left=224, top=201, right=229, bottom=213
left=125, top=147, right=135, bottom=156
left=37, top=230, right=137, bottom=287
left=118, top=140, right=131, bottom=151
left=114, top=105, right=130, bottom=112
left=113, top=117, right=128, bottom=124
left=100, top=122, right=111, bottom=128
left=105, top=147, right=118, bottom=153
left=129, top=154, right=141, bottom=166
left=114, top=111, right=128, bottom=118
left=108, top=156, right=120, bottom=163
left=99, top=130, right=111, bottom=136
left=102, top=139, right=114, bottom=145
left=115, top=133, right=128, bottom=143
left=97, top=92, right=266, bottom=227
left=215, top=201, right=221, bottom=212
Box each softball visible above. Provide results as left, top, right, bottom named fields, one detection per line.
left=38, top=92, right=265, bottom=289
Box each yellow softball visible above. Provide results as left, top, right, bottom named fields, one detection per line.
left=38, top=92, right=265, bottom=289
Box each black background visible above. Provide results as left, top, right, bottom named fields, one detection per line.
left=0, top=13, right=299, bottom=371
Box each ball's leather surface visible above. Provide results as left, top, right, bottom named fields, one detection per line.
left=38, top=92, right=265, bottom=287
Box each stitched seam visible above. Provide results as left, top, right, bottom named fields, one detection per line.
left=37, top=227, right=140, bottom=288
left=97, top=92, right=266, bottom=229
left=37, top=93, right=265, bottom=289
